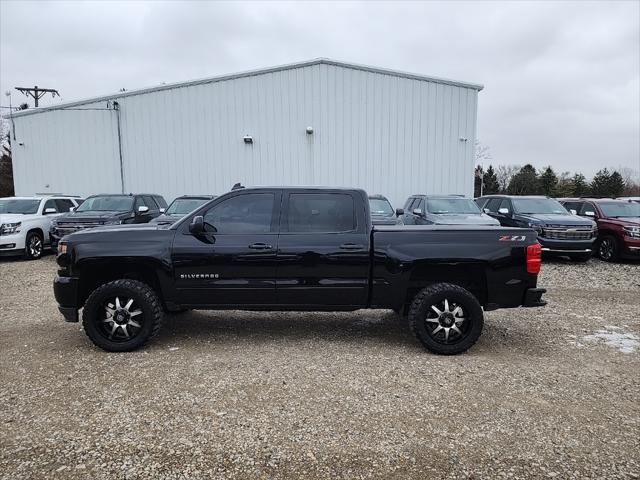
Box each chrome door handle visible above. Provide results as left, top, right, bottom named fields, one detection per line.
left=248, top=243, right=273, bottom=250
left=339, top=243, right=364, bottom=250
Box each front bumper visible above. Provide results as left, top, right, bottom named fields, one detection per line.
left=53, top=275, right=80, bottom=322
left=622, top=237, right=640, bottom=257
left=0, top=232, right=26, bottom=255
left=538, top=237, right=595, bottom=254
left=523, top=288, right=547, bottom=307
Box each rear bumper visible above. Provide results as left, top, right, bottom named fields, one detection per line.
left=53, top=275, right=80, bottom=322
left=523, top=288, right=547, bottom=307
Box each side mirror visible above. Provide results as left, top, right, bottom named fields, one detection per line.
left=159, top=208, right=166, bottom=214
left=483, top=208, right=490, bottom=214
left=395, top=208, right=404, bottom=217
left=70, top=206, right=76, bottom=212
left=498, top=207, right=510, bottom=215
left=584, top=211, right=596, bottom=217
left=412, top=208, right=423, bottom=216
left=137, top=205, right=150, bottom=214
left=569, top=209, right=577, bottom=215
left=189, top=215, right=205, bottom=235
left=43, top=208, right=57, bottom=215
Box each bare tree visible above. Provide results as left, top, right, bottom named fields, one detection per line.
left=495, top=165, right=519, bottom=193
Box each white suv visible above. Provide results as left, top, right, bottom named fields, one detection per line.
left=0, top=196, right=82, bottom=260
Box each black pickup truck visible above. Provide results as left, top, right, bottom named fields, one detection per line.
left=54, top=187, right=546, bottom=354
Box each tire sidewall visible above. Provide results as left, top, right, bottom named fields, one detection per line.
left=598, top=235, right=618, bottom=262
left=24, top=232, right=43, bottom=260
left=83, top=281, right=158, bottom=352
left=409, top=285, right=484, bottom=355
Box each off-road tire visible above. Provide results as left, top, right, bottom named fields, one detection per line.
left=83, top=279, right=163, bottom=352
left=408, top=283, right=484, bottom=355
left=24, top=231, right=44, bottom=260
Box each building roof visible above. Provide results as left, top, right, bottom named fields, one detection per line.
left=7, top=58, right=483, bottom=119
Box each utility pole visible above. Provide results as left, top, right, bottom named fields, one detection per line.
left=15, top=85, right=60, bottom=107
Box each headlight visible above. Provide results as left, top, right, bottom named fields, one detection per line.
left=0, top=222, right=21, bottom=235
left=623, top=226, right=640, bottom=238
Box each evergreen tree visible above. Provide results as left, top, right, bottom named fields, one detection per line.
left=590, top=169, right=613, bottom=197
left=507, top=164, right=539, bottom=195
left=570, top=173, right=589, bottom=197
left=608, top=171, right=625, bottom=197
left=474, top=165, right=483, bottom=197
left=482, top=165, right=500, bottom=194
left=539, top=166, right=558, bottom=196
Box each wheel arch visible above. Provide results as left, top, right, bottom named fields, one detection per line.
left=402, top=263, right=488, bottom=313
left=76, top=258, right=166, bottom=307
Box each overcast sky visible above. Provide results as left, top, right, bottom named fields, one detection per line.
left=1, top=0, right=638, bottom=178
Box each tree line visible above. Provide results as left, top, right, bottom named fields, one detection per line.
left=474, top=164, right=640, bottom=198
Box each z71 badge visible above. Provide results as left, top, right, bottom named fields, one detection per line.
left=499, top=235, right=527, bottom=242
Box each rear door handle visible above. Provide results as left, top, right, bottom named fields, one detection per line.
left=248, top=242, right=273, bottom=250
left=339, top=243, right=365, bottom=250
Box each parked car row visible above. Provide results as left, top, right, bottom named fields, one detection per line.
left=2, top=190, right=638, bottom=263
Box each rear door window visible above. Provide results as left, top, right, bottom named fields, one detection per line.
left=286, top=193, right=355, bottom=233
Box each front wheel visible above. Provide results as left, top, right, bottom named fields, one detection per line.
left=597, top=235, right=619, bottom=262
left=82, top=279, right=164, bottom=352
left=24, top=231, right=44, bottom=260
left=408, top=283, right=484, bottom=355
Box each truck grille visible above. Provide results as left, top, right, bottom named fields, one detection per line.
left=55, top=222, right=104, bottom=235
left=541, top=225, right=593, bottom=240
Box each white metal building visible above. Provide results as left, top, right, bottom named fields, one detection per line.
left=7, top=59, right=482, bottom=207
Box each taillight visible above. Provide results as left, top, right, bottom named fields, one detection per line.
left=526, top=243, right=542, bottom=274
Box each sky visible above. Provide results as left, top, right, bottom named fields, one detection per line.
left=1, top=0, right=639, bottom=179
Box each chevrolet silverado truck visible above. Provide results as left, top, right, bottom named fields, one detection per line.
left=54, top=187, right=546, bottom=354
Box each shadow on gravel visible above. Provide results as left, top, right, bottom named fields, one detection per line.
left=156, top=309, right=423, bottom=349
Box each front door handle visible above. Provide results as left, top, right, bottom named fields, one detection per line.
left=248, top=242, right=273, bottom=250
left=339, top=243, right=365, bottom=250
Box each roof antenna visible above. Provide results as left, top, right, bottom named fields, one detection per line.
left=231, top=183, right=244, bottom=190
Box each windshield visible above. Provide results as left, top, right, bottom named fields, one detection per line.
left=369, top=198, right=394, bottom=215
left=166, top=198, right=211, bottom=216
left=426, top=198, right=481, bottom=214
left=512, top=198, right=568, bottom=215
left=599, top=202, right=640, bottom=218
left=76, top=196, right=133, bottom=212
left=0, top=199, right=41, bottom=214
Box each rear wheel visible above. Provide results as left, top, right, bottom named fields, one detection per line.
left=24, top=231, right=44, bottom=260
left=408, top=283, right=484, bottom=355
left=597, top=235, right=619, bottom=262
left=83, top=279, right=163, bottom=351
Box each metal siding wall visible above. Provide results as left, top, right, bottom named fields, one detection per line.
left=11, top=103, right=121, bottom=197
left=9, top=65, right=478, bottom=207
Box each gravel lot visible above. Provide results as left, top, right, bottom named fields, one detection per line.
left=1, top=254, right=639, bottom=479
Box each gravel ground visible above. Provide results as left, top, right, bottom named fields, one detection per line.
left=1, top=254, right=639, bottom=479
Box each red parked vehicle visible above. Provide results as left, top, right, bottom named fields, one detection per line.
left=560, top=198, right=640, bottom=261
